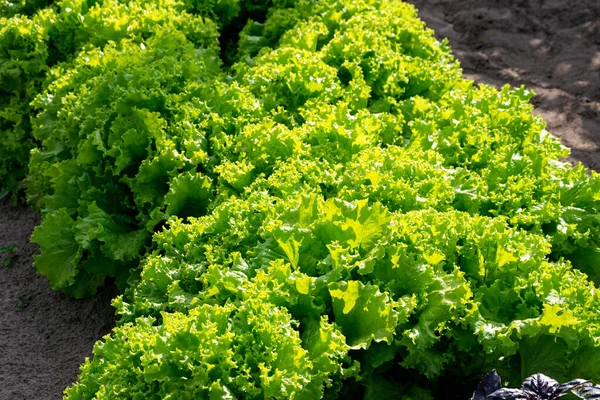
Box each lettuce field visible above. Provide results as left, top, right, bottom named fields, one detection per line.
left=2, top=0, right=600, bottom=398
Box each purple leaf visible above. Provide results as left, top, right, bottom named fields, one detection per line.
left=554, top=380, right=591, bottom=397
left=488, top=388, right=537, bottom=399
left=472, top=370, right=503, bottom=400
left=572, top=385, right=600, bottom=399
left=521, top=374, right=559, bottom=398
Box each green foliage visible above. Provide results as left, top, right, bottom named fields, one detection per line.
left=111, top=194, right=600, bottom=392
left=0, top=13, right=47, bottom=199
left=62, top=0, right=600, bottom=397
left=0, top=0, right=261, bottom=201
left=27, top=27, right=223, bottom=296
left=10, top=0, right=307, bottom=296
left=65, top=301, right=355, bottom=399
left=0, top=0, right=214, bottom=199
left=0, top=0, right=53, bottom=18
left=3, top=0, right=600, bottom=397
left=0, top=243, right=16, bottom=267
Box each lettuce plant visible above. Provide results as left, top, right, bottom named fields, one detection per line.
left=0, top=0, right=258, bottom=201
left=26, top=0, right=600, bottom=301
left=56, top=0, right=600, bottom=398
left=20, top=0, right=293, bottom=296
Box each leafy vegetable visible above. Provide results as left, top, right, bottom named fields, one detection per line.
left=62, top=0, right=600, bottom=396
left=0, top=0, right=266, bottom=201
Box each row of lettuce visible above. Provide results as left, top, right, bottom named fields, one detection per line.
left=3, top=0, right=600, bottom=398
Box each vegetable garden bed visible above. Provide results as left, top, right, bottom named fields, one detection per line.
left=1, top=0, right=599, bottom=398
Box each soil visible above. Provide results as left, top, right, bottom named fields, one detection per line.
left=0, top=201, right=118, bottom=399
left=0, top=1, right=598, bottom=399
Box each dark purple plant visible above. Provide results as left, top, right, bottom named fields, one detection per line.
left=471, top=370, right=600, bottom=400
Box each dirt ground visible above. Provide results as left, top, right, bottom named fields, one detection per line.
left=0, top=201, right=119, bottom=399
left=0, top=1, right=598, bottom=399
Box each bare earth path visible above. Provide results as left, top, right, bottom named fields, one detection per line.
left=0, top=200, right=118, bottom=399
left=0, top=1, right=598, bottom=398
